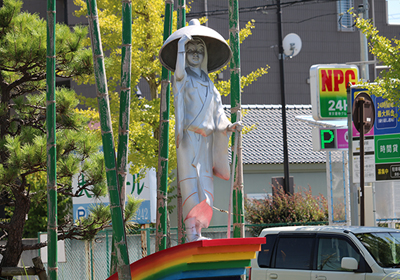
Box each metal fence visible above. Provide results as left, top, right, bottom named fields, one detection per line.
left=37, top=221, right=399, bottom=280
left=38, top=226, right=250, bottom=280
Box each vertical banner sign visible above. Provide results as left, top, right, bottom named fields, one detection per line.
left=373, top=95, right=400, bottom=181
left=310, top=64, right=359, bottom=120
left=351, top=88, right=375, bottom=183
left=350, top=86, right=400, bottom=183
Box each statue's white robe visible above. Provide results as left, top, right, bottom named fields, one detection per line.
left=174, top=67, right=231, bottom=229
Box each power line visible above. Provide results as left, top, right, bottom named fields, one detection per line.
left=248, top=12, right=338, bottom=24
left=187, top=0, right=338, bottom=18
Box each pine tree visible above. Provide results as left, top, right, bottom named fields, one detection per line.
left=0, top=0, right=141, bottom=269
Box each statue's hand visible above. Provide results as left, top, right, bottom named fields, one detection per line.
left=178, top=34, right=193, bottom=49
left=227, top=121, right=243, bottom=132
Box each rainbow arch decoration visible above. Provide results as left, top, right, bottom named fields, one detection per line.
left=107, top=237, right=265, bottom=280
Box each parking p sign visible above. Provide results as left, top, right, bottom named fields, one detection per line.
left=310, top=64, right=359, bottom=120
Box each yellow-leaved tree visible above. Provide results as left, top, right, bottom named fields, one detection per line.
left=353, top=12, right=400, bottom=104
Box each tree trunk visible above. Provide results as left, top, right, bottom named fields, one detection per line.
left=0, top=78, right=11, bottom=164
left=1, top=191, right=30, bottom=276
left=149, top=80, right=158, bottom=101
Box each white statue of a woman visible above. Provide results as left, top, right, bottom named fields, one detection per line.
left=170, top=20, right=241, bottom=241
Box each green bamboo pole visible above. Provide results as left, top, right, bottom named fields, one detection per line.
left=111, top=0, right=132, bottom=275
left=156, top=0, right=173, bottom=252
left=229, top=0, right=245, bottom=238
left=177, top=0, right=186, bottom=29
left=117, top=0, right=132, bottom=204
left=85, top=0, right=130, bottom=278
left=46, top=0, right=58, bottom=278
left=176, top=0, right=186, bottom=246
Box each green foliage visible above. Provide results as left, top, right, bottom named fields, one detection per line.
left=0, top=4, right=92, bottom=93
left=74, top=0, right=166, bottom=96
left=124, top=195, right=144, bottom=230
left=352, top=12, right=400, bottom=106
left=245, top=186, right=328, bottom=236
left=210, top=20, right=270, bottom=96
left=73, top=203, right=112, bottom=241
left=72, top=195, right=143, bottom=241
left=23, top=193, right=72, bottom=238
left=0, top=0, right=22, bottom=30
left=0, top=0, right=127, bottom=267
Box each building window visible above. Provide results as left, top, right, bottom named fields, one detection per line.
left=387, top=0, right=400, bottom=25
left=337, top=0, right=355, bottom=32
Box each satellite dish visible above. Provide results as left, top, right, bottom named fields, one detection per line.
left=282, top=33, right=302, bottom=58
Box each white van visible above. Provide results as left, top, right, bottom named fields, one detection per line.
left=250, top=226, right=400, bottom=280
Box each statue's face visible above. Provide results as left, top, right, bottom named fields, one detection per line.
left=185, top=41, right=205, bottom=68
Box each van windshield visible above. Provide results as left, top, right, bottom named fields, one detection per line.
left=356, top=232, right=400, bottom=268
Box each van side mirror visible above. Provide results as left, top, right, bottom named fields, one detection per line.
left=341, top=257, right=358, bottom=270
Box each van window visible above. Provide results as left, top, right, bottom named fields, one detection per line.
left=258, top=234, right=277, bottom=268
left=356, top=232, right=400, bottom=268
left=274, top=236, right=314, bottom=270
left=317, top=236, right=361, bottom=271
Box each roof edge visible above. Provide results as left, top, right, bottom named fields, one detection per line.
left=223, top=104, right=312, bottom=109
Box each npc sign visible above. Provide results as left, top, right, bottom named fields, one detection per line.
left=310, top=64, right=359, bottom=120
left=72, top=168, right=156, bottom=224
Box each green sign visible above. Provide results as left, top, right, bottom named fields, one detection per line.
left=321, top=129, right=335, bottom=149
left=375, top=134, right=400, bottom=163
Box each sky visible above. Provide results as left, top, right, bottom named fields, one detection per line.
left=387, top=0, right=400, bottom=25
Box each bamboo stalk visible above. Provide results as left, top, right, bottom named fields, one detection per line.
left=229, top=0, right=245, bottom=238
left=46, top=0, right=58, bottom=278
left=176, top=0, right=186, bottom=246
left=85, top=0, right=130, bottom=278
left=177, top=0, right=186, bottom=29
left=156, top=0, right=173, bottom=252
left=227, top=128, right=239, bottom=238
left=111, top=0, right=132, bottom=274
left=117, top=0, right=132, bottom=208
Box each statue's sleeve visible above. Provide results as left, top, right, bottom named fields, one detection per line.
left=173, top=40, right=188, bottom=148
left=173, top=71, right=187, bottom=147
left=212, top=85, right=232, bottom=180
left=214, top=85, right=232, bottom=132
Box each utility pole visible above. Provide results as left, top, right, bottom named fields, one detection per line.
left=277, top=0, right=290, bottom=193
left=359, top=0, right=369, bottom=81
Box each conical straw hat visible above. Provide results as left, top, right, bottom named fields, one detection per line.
left=159, top=19, right=232, bottom=73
